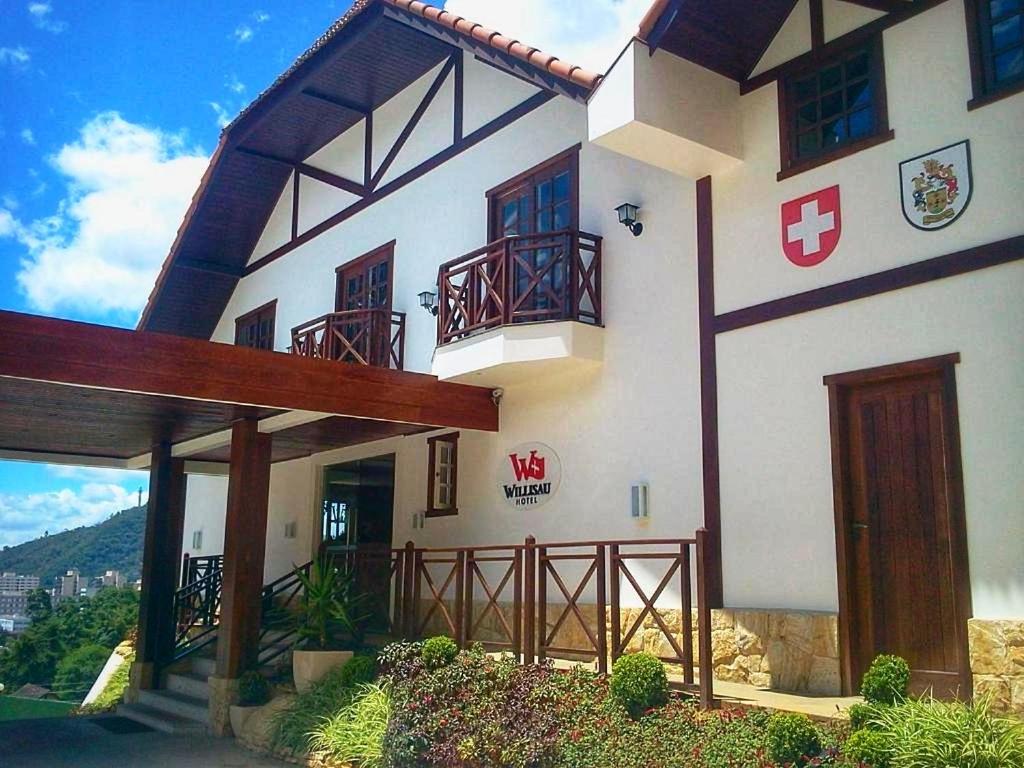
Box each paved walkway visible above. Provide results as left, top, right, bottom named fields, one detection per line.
left=0, top=715, right=288, bottom=768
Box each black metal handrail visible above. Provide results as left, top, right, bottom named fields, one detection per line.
left=172, top=562, right=223, bottom=662
left=257, top=560, right=312, bottom=666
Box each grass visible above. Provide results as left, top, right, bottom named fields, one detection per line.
left=308, top=682, right=391, bottom=768
left=77, top=649, right=134, bottom=714
left=0, top=696, right=77, bottom=721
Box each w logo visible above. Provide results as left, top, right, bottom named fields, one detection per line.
left=509, top=450, right=546, bottom=482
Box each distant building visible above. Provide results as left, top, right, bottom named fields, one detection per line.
left=0, top=593, right=29, bottom=616
left=57, top=569, right=80, bottom=599
left=101, top=570, right=125, bottom=589
left=0, top=616, right=31, bottom=634
left=0, top=572, right=40, bottom=593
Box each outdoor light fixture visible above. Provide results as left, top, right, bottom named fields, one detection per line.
left=615, top=202, right=643, bottom=237
left=418, top=290, right=438, bottom=316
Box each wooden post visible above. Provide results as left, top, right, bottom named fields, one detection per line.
left=135, top=441, right=187, bottom=689
left=454, top=550, right=467, bottom=647
left=512, top=546, right=523, bottom=660
left=609, top=544, right=621, bottom=664
left=695, top=528, right=716, bottom=709
left=463, top=550, right=474, bottom=647
left=681, top=542, right=694, bottom=686
left=595, top=544, right=608, bottom=675
left=216, top=418, right=272, bottom=680
left=523, top=536, right=536, bottom=664
left=402, top=541, right=415, bottom=639
left=537, top=545, right=548, bottom=662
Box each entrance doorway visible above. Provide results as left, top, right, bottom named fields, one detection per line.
left=825, top=354, right=972, bottom=698
left=321, top=454, right=396, bottom=631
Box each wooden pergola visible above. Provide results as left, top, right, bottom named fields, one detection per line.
left=0, top=310, right=498, bottom=687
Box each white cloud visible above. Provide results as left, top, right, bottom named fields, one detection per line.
left=48, top=466, right=148, bottom=486
left=0, top=483, right=146, bottom=547
left=234, top=24, right=254, bottom=43
left=254, top=10, right=270, bottom=24
left=20, top=127, right=36, bottom=146
left=0, top=209, right=15, bottom=237
left=0, top=46, right=31, bottom=68
left=443, top=0, right=650, bottom=74
left=225, top=73, right=246, bottom=94
left=233, top=10, right=270, bottom=44
left=209, top=101, right=232, bottom=128
left=2, top=112, right=208, bottom=319
left=27, top=2, right=67, bottom=34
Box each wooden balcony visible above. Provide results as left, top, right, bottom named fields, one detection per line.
left=291, top=309, right=405, bottom=370
left=437, top=230, right=602, bottom=346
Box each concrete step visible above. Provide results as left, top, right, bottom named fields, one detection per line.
left=164, top=671, right=210, bottom=700
left=117, top=702, right=207, bottom=735
left=189, top=655, right=217, bottom=678
left=137, top=688, right=208, bottom=723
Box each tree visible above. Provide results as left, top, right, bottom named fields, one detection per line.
left=26, top=589, right=52, bottom=623
left=53, top=644, right=110, bottom=701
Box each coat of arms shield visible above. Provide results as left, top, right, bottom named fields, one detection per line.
left=899, top=140, right=972, bottom=231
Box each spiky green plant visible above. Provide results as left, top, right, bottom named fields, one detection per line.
left=308, top=682, right=391, bottom=768
left=293, top=555, right=371, bottom=650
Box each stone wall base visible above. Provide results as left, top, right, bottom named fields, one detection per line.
left=417, top=600, right=842, bottom=696
left=969, top=618, right=1024, bottom=717
left=208, top=675, right=240, bottom=737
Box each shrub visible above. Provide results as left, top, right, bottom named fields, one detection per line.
left=860, top=655, right=910, bottom=705
left=308, top=682, right=391, bottom=768
left=421, top=635, right=459, bottom=670
left=848, top=702, right=877, bottom=732
left=237, top=670, right=271, bottom=707
left=844, top=728, right=891, bottom=767
left=77, top=649, right=134, bottom=714
left=270, top=662, right=363, bottom=754
left=868, top=694, right=1024, bottom=768
left=377, top=640, right=423, bottom=679
left=765, top=712, right=822, bottom=766
left=609, top=652, right=669, bottom=719
left=340, top=654, right=378, bottom=688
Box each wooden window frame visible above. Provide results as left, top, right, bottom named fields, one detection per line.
left=485, top=145, right=580, bottom=241
left=334, top=240, right=397, bottom=312
left=234, top=299, right=277, bottom=350
left=965, top=0, right=1024, bottom=109
left=426, top=432, right=459, bottom=518
left=777, top=33, right=894, bottom=181
left=824, top=353, right=972, bottom=697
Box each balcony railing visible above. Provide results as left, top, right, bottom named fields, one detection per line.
left=437, top=230, right=602, bottom=345
left=291, top=309, right=405, bottom=370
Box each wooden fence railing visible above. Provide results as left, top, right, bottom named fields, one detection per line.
left=340, top=531, right=714, bottom=708
left=290, top=309, right=405, bottom=370
left=437, top=230, right=602, bottom=345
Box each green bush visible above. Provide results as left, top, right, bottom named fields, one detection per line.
left=860, top=655, right=910, bottom=705
left=765, top=712, right=822, bottom=766
left=420, top=635, right=458, bottom=670
left=77, top=648, right=134, bottom=714
left=308, top=682, right=391, bottom=768
left=609, top=652, right=669, bottom=719
left=340, top=654, right=378, bottom=688
left=848, top=702, right=879, bottom=732
left=237, top=670, right=271, bottom=707
left=869, top=694, right=1024, bottom=768
left=844, top=728, right=891, bottom=767
left=270, top=662, right=363, bottom=754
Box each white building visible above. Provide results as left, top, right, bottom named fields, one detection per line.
left=0, top=573, right=40, bottom=593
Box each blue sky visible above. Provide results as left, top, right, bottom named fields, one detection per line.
left=0, top=0, right=647, bottom=549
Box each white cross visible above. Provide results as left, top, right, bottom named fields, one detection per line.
left=787, top=200, right=835, bottom=256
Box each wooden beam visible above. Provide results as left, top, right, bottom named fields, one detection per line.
left=298, top=163, right=368, bottom=197
left=371, top=54, right=457, bottom=190
left=135, top=443, right=187, bottom=687
left=291, top=170, right=300, bottom=241
left=453, top=51, right=464, bottom=144
left=299, top=88, right=371, bottom=115
left=235, top=146, right=295, bottom=167
left=0, top=309, right=500, bottom=432
left=175, top=258, right=244, bottom=278
left=810, top=0, right=825, bottom=49
left=216, top=419, right=271, bottom=680
left=839, top=0, right=906, bottom=12
left=364, top=111, right=373, bottom=188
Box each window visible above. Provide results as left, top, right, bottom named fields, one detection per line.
left=234, top=300, right=276, bottom=350
left=967, top=0, right=1024, bottom=106
left=426, top=433, right=459, bottom=517
left=778, top=37, right=891, bottom=178
left=335, top=242, right=395, bottom=314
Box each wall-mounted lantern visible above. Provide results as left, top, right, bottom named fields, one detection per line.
left=615, top=202, right=643, bottom=237
left=418, top=290, right=438, bottom=316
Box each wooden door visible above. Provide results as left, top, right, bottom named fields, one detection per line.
left=827, top=355, right=971, bottom=698
left=335, top=243, right=394, bottom=363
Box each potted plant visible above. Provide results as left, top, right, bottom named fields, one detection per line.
left=229, top=670, right=271, bottom=737
left=291, top=555, right=371, bottom=693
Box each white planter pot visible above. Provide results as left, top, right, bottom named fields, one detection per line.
left=229, top=704, right=259, bottom=738
left=292, top=649, right=354, bottom=694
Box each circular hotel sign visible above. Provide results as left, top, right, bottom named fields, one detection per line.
left=499, top=442, right=561, bottom=509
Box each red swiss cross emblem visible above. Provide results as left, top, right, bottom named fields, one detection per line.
left=781, top=185, right=842, bottom=267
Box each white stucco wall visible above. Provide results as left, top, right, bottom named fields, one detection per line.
left=181, top=474, right=227, bottom=564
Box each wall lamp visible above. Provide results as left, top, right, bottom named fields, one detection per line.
left=615, top=202, right=643, bottom=237
left=418, top=290, right=438, bottom=316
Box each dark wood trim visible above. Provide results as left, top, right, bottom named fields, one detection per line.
left=453, top=51, right=464, bottom=144
left=364, top=111, right=374, bottom=188
left=299, top=163, right=368, bottom=197
left=810, top=0, right=825, bottom=49
left=840, top=0, right=906, bottom=11
left=425, top=431, right=459, bottom=518
left=696, top=176, right=723, bottom=609
left=246, top=90, right=556, bottom=275
left=485, top=144, right=581, bottom=241
left=715, top=235, right=1024, bottom=334
left=234, top=299, right=277, bottom=350
left=371, top=54, right=457, bottom=190
left=967, top=78, right=1024, bottom=109
left=741, top=0, right=948, bottom=94
left=0, top=309, right=500, bottom=432
left=484, top=143, right=583, bottom=199
left=824, top=353, right=972, bottom=696
left=777, top=129, right=895, bottom=181
left=291, top=171, right=300, bottom=241
left=175, top=258, right=244, bottom=278
left=333, top=240, right=399, bottom=273
left=299, top=88, right=371, bottom=116
left=235, top=146, right=295, bottom=167
left=963, top=0, right=1024, bottom=108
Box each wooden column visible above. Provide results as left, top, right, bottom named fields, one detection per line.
left=136, top=441, right=187, bottom=688
left=216, top=418, right=272, bottom=679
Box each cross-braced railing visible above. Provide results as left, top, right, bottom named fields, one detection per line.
left=437, top=230, right=602, bottom=345
left=291, top=309, right=405, bottom=370
left=172, top=560, right=223, bottom=662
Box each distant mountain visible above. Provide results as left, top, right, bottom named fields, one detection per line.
left=0, top=505, right=145, bottom=586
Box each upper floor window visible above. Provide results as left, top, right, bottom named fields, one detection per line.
left=487, top=149, right=578, bottom=241
left=968, top=0, right=1024, bottom=106
left=234, top=300, right=276, bottom=350
left=778, top=36, right=891, bottom=178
